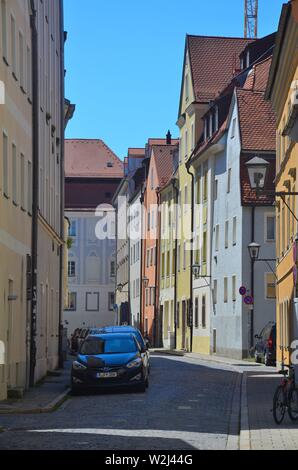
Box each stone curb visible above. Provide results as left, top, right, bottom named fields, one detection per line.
left=239, top=372, right=250, bottom=450
left=151, top=349, right=185, bottom=356
left=0, top=387, right=70, bottom=415
left=226, top=372, right=243, bottom=450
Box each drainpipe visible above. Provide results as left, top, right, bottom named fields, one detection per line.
left=58, top=0, right=65, bottom=369
left=29, top=0, right=39, bottom=386
left=185, top=163, right=195, bottom=353
left=250, top=206, right=255, bottom=351
left=173, top=178, right=179, bottom=350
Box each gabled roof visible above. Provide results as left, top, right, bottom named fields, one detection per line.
left=186, top=35, right=253, bottom=104
left=236, top=89, right=276, bottom=152
left=128, top=148, right=146, bottom=158
left=151, top=144, right=179, bottom=189
left=65, top=139, right=123, bottom=178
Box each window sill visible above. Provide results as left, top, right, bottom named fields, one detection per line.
left=3, top=56, right=9, bottom=66
left=12, top=72, right=18, bottom=82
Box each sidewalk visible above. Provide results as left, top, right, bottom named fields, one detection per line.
left=247, top=370, right=298, bottom=450
left=0, top=360, right=71, bottom=414
left=155, top=349, right=298, bottom=450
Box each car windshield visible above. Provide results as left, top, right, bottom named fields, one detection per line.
left=80, top=337, right=138, bottom=355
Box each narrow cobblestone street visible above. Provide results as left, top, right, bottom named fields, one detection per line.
left=0, top=354, right=239, bottom=450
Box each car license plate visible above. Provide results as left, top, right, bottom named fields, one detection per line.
left=96, top=372, right=117, bottom=379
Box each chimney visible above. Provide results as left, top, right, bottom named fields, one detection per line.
left=166, top=130, right=172, bottom=145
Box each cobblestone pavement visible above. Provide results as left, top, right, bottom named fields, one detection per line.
left=247, top=370, right=298, bottom=450
left=0, top=354, right=239, bottom=450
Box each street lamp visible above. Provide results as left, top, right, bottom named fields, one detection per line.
left=143, top=277, right=149, bottom=289
left=248, top=242, right=261, bottom=261
left=245, top=157, right=270, bottom=191
left=191, top=263, right=211, bottom=279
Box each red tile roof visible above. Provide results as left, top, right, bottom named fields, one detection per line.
left=236, top=89, right=276, bottom=152
left=243, top=56, right=272, bottom=92
left=151, top=144, right=179, bottom=189
left=240, top=155, right=275, bottom=206
left=128, top=148, right=145, bottom=158
left=65, top=139, right=123, bottom=178
left=187, top=35, right=254, bottom=102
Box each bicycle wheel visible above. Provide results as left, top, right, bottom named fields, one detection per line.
left=273, top=385, right=287, bottom=425
left=288, top=386, right=298, bottom=421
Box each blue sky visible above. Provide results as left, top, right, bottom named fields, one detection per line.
left=64, top=0, right=285, bottom=158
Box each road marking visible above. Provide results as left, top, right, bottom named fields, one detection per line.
left=27, top=428, right=227, bottom=450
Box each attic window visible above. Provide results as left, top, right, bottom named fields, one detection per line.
left=107, top=162, right=114, bottom=168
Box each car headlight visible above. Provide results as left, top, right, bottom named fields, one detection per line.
left=126, top=358, right=142, bottom=369
left=72, top=360, right=87, bottom=371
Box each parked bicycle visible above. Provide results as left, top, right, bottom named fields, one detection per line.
left=272, top=363, right=298, bottom=425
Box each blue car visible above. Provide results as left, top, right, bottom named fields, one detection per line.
left=71, top=333, right=149, bottom=394
left=89, top=325, right=150, bottom=373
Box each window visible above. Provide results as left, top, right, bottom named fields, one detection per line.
left=213, top=280, right=217, bottom=305
left=12, top=143, right=17, bottom=204
left=19, top=32, right=24, bottom=90
left=266, top=215, right=275, bottom=242
left=1, top=0, right=7, bottom=62
left=227, top=169, right=231, bottom=193
left=233, top=217, right=237, bottom=246
left=27, top=161, right=32, bottom=214
left=203, top=166, right=208, bottom=201
left=183, top=242, right=186, bottom=270
left=196, top=172, right=201, bottom=204
left=86, top=292, right=99, bottom=311
left=65, top=292, right=76, bottom=311
left=108, top=292, right=115, bottom=311
left=224, top=278, right=228, bottom=303
left=11, top=15, right=16, bottom=78
left=195, top=297, right=199, bottom=328
left=110, top=260, right=116, bottom=277
left=146, top=249, right=150, bottom=268
left=184, top=130, right=188, bottom=160
left=2, top=131, right=8, bottom=196
left=214, top=180, right=218, bottom=200
left=68, top=220, right=77, bottom=237
left=184, top=185, right=188, bottom=211
left=161, top=252, right=165, bottom=278
left=166, top=249, right=170, bottom=277
left=202, top=295, right=206, bottom=328
left=68, top=261, right=76, bottom=277
left=232, top=275, right=236, bottom=302
left=225, top=221, right=229, bottom=249
left=215, top=225, right=219, bottom=252
left=150, top=169, right=154, bottom=189
left=145, top=288, right=149, bottom=306
left=203, top=232, right=207, bottom=264
left=185, top=74, right=189, bottom=101
left=266, top=273, right=276, bottom=299
left=20, top=153, right=25, bottom=210
left=191, top=122, right=195, bottom=151
left=177, top=243, right=181, bottom=272
left=231, top=118, right=236, bottom=139
left=147, top=211, right=150, bottom=231
left=176, top=302, right=180, bottom=329
left=26, top=46, right=31, bottom=99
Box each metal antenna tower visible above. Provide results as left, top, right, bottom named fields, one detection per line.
left=244, top=0, right=258, bottom=39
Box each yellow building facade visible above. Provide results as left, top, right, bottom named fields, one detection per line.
left=176, top=44, right=207, bottom=352
left=266, top=1, right=298, bottom=366
left=0, top=0, right=33, bottom=399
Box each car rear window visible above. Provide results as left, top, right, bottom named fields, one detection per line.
left=80, top=337, right=138, bottom=355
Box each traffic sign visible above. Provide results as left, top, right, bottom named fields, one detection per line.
left=239, top=286, right=247, bottom=296
left=244, top=295, right=253, bottom=305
